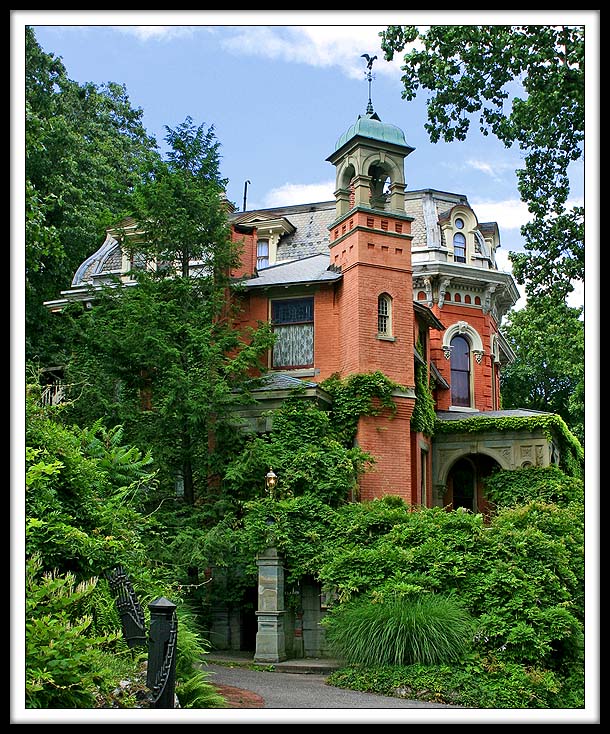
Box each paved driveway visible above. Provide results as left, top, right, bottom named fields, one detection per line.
left=204, top=662, right=464, bottom=711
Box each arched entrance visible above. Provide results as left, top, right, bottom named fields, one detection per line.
left=443, top=453, right=500, bottom=515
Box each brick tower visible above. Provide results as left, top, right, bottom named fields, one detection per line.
left=326, top=103, right=418, bottom=502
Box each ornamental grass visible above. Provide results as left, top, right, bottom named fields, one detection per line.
left=323, top=595, right=474, bottom=667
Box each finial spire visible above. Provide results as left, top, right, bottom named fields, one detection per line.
left=361, top=53, right=378, bottom=114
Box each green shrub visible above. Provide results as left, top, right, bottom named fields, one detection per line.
left=25, top=554, right=131, bottom=708
left=173, top=602, right=226, bottom=709
left=328, top=658, right=571, bottom=708
left=484, top=465, right=584, bottom=509
left=223, top=397, right=371, bottom=505
left=322, top=594, right=475, bottom=666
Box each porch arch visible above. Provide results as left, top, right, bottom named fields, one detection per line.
left=440, top=451, right=503, bottom=514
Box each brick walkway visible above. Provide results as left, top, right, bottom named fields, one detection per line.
left=213, top=683, right=265, bottom=708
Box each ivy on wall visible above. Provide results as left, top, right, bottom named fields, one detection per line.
left=411, top=361, right=436, bottom=436
left=434, top=413, right=584, bottom=478
left=321, top=371, right=400, bottom=446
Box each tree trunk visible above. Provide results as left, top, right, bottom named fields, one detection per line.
left=183, top=457, right=195, bottom=505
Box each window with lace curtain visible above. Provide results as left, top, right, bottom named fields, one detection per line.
left=271, top=297, right=314, bottom=368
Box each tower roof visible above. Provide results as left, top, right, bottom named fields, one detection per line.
left=332, top=110, right=413, bottom=154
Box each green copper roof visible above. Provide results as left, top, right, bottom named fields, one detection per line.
left=334, top=111, right=410, bottom=152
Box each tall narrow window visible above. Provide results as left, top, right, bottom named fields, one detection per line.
left=453, top=232, right=466, bottom=263
left=377, top=293, right=392, bottom=336
left=257, top=239, right=269, bottom=270
left=450, top=335, right=471, bottom=407
left=271, top=297, right=314, bottom=369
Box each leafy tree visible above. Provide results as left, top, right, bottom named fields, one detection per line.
left=25, top=26, right=159, bottom=364
left=25, top=378, right=155, bottom=578
left=62, top=118, right=274, bottom=506
left=499, top=295, right=584, bottom=443
left=380, top=25, right=584, bottom=301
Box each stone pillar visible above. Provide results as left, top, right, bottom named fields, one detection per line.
left=209, top=606, right=231, bottom=650
left=254, top=547, right=287, bottom=663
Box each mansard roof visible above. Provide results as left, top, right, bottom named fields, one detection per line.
left=232, top=201, right=336, bottom=260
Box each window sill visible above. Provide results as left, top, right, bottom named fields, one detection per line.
left=376, top=334, right=396, bottom=342
left=271, top=368, right=319, bottom=377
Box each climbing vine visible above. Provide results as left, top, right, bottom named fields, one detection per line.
left=321, top=371, right=402, bottom=446
left=411, top=360, right=436, bottom=436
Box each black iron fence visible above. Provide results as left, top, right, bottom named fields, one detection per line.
left=108, top=567, right=178, bottom=709
left=108, top=566, right=147, bottom=648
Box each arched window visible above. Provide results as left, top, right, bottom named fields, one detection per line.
left=453, top=232, right=466, bottom=263
left=377, top=293, right=392, bottom=336
left=450, top=335, right=471, bottom=407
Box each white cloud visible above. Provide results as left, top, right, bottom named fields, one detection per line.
left=471, top=199, right=531, bottom=231
left=495, top=248, right=527, bottom=310
left=220, top=26, right=405, bottom=80
left=465, top=158, right=517, bottom=182
left=472, top=196, right=584, bottom=232
left=567, top=280, right=585, bottom=311
left=113, top=25, right=197, bottom=42
left=262, top=181, right=335, bottom=208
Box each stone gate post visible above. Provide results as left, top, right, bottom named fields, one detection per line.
left=254, top=547, right=287, bottom=663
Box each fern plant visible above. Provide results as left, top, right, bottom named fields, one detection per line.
left=176, top=671, right=226, bottom=709
left=25, top=554, right=131, bottom=708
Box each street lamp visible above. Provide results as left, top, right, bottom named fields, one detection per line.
left=265, top=467, right=277, bottom=499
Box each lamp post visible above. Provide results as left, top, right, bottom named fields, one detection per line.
left=265, top=467, right=277, bottom=499
left=254, top=467, right=286, bottom=663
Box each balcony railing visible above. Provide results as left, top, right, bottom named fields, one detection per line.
left=41, top=382, right=65, bottom=407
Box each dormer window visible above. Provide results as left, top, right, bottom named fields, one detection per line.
left=453, top=232, right=467, bottom=263
left=234, top=214, right=295, bottom=271
left=257, top=239, right=270, bottom=270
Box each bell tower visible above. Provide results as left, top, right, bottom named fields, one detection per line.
left=326, top=67, right=419, bottom=502
left=325, top=96, right=416, bottom=385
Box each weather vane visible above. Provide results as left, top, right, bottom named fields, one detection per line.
left=361, top=53, right=377, bottom=114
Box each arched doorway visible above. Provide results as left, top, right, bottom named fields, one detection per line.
left=444, top=453, right=501, bottom=515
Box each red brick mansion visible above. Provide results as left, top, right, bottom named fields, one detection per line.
left=46, top=104, right=563, bottom=514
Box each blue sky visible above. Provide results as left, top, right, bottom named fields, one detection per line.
left=14, top=11, right=597, bottom=312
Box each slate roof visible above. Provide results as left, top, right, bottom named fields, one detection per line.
left=241, top=253, right=341, bottom=289
left=231, top=201, right=336, bottom=260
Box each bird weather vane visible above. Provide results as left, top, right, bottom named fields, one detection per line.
left=361, top=54, right=378, bottom=114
